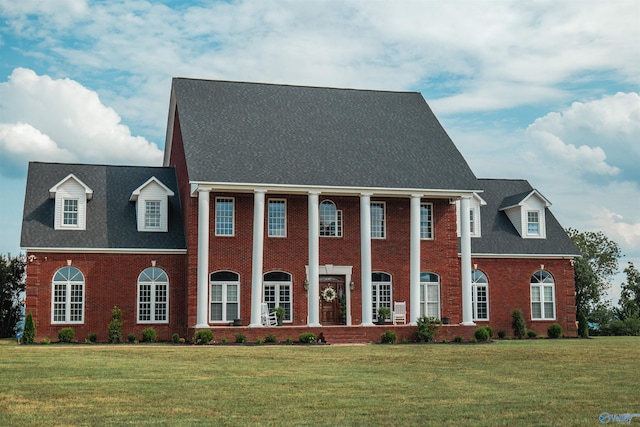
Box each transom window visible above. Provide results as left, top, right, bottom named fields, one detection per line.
left=52, top=266, right=84, bottom=324
left=145, top=201, right=161, bottom=229
left=372, top=272, right=392, bottom=321
left=471, top=270, right=489, bottom=320
left=420, top=272, right=440, bottom=319
left=420, top=203, right=433, bottom=239
left=263, top=271, right=292, bottom=322
left=531, top=270, right=555, bottom=320
left=63, top=199, right=79, bottom=226
left=137, top=267, right=169, bottom=323
left=527, top=211, right=540, bottom=235
left=210, top=271, right=239, bottom=322
left=371, top=202, right=386, bottom=239
left=320, top=200, right=342, bottom=237
left=215, top=198, right=234, bottom=236
left=268, top=199, right=286, bottom=237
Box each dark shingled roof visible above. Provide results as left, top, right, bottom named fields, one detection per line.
left=21, top=162, right=186, bottom=250
left=171, top=78, right=479, bottom=191
left=468, top=179, right=580, bottom=256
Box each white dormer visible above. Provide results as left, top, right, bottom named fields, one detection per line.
left=456, top=193, right=487, bottom=238
left=499, top=190, right=551, bottom=239
left=130, top=177, right=174, bottom=232
left=49, top=174, right=93, bottom=230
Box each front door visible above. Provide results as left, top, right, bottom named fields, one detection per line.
left=319, top=276, right=345, bottom=325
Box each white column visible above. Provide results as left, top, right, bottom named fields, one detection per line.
left=360, top=193, right=374, bottom=325
left=249, top=190, right=266, bottom=327
left=410, top=194, right=422, bottom=325
left=195, top=188, right=210, bottom=328
left=307, top=192, right=321, bottom=326
left=460, top=195, right=475, bottom=326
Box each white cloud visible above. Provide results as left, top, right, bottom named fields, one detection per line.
left=0, top=68, right=163, bottom=178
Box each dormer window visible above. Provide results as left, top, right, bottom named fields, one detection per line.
left=499, top=189, right=550, bottom=239
left=130, top=177, right=174, bottom=232
left=49, top=174, right=93, bottom=230
left=527, top=211, right=540, bottom=236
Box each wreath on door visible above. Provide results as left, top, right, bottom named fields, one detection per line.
left=321, top=286, right=337, bottom=302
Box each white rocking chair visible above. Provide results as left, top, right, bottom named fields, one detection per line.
left=392, top=301, right=407, bottom=325
left=261, top=303, right=278, bottom=327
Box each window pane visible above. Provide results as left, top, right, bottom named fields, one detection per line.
left=226, top=303, right=238, bottom=321
left=528, top=211, right=539, bottom=235
left=215, top=198, right=234, bottom=235
left=210, top=303, right=222, bottom=321
left=532, top=302, right=542, bottom=319
left=268, top=200, right=286, bottom=237
left=211, top=284, right=222, bottom=302
left=145, top=201, right=161, bottom=228
left=420, top=203, right=432, bottom=239
left=320, top=201, right=337, bottom=237
left=531, top=286, right=541, bottom=302
left=63, top=199, right=78, bottom=225
left=371, top=202, right=385, bottom=238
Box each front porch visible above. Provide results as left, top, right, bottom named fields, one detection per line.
left=189, top=324, right=479, bottom=344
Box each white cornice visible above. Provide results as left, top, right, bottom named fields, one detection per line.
left=23, top=248, right=187, bottom=255
left=460, top=253, right=577, bottom=259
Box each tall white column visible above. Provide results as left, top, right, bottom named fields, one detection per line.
left=249, top=190, right=266, bottom=327
left=307, top=192, right=321, bottom=326
left=195, top=188, right=210, bottom=328
left=360, top=193, right=374, bottom=326
left=460, top=195, right=475, bottom=326
left=410, top=194, right=422, bottom=325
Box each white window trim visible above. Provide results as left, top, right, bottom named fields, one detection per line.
left=526, top=210, right=541, bottom=236
left=420, top=202, right=434, bottom=240
left=263, top=281, right=293, bottom=322
left=372, top=273, right=392, bottom=322
left=319, top=200, right=343, bottom=238
left=215, top=197, right=235, bottom=236
left=137, top=267, right=169, bottom=324
left=472, top=284, right=489, bottom=321
left=531, top=283, right=556, bottom=321
left=420, top=278, right=441, bottom=320
left=371, top=201, right=386, bottom=239
left=209, top=281, right=240, bottom=323
left=62, top=198, right=79, bottom=228
left=268, top=198, right=287, bottom=238
left=144, top=200, right=162, bottom=230
left=51, top=267, right=85, bottom=324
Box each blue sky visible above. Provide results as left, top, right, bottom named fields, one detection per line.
left=1, top=0, right=638, bottom=303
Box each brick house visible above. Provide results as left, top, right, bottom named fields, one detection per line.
left=20, top=79, right=580, bottom=342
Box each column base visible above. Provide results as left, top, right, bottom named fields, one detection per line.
left=460, top=321, right=476, bottom=326
left=307, top=323, right=322, bottom=327
left=194, top=323, right=210, bottom=329
left=360, top=322, right=375, bottom=326
left=248, top=323, right=265, bottom=328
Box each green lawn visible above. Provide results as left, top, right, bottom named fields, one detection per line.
left=0, top=337, right=638, bottom=426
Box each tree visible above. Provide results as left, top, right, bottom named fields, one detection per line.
left=566, top=228, right=622, bottom=313
left=0, top=254, right=26, bottom=337
left=618, top=262, right=640, bottom=320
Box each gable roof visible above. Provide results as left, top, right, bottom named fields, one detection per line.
left=166, top=79, right=479, bottom=192
left=499, top=189, right=551, bottom=211
left=469, top=179, right=579, bottom=256
left=21, top=162, right=186, bottom=251
left=129, top=176, right=175, bottom=202
left=49, top=173, right=93, bottom=200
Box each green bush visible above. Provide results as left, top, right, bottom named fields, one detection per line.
left=221, top=337, right=228, bottom=344
left=484, top=325, right=493, bottom=338
left=58, top=327, right=75, bottom=343
left=127, top=333, right=137, bottom=343
left=234, top=333, right=246, bottom=343
left=108, top=306, right=124, bottom=343
left=380, top=330, right=397, bottom=344
left=264, top=334, right=277, bottom=343
left=41, top=338, right=51, bottom=345
left=577, top=311, right=589, bottom=338
left=87, top=332, right=97, bottom=343
left=527, top=329, right=537, bottom=338
left=141, top=327, right=157, bottom=343
left=256, top=338, right=264, bottom=344
left=473, top=326, right=491, bottom=342
left=547, top=323, right=563, bottom=339
left=193, top=329, right=214, bottom=345
left=298, top=332, right=316, bottom=343
left=497, top=329, right=506, bottom=339
left=512, top=309, right=526, bottom=339
left=22, top=312, right=35, bottom=344
left=171, top=333, right=180, bottom=343
left=416, top=316, right=442, bottom=342
left=454, top=335, right=463, bottom=343
left=285, top=337, right=293, bottom=345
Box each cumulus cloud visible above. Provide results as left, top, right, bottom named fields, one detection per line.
left=0, top=68, right=163, bottom=178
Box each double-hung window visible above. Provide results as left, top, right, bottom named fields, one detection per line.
left=320, top=200, right=342, bottom=237
left=52, top=266, right=84, bottom=324
left=371, top=202, right=385, bottom=239
left=145, top=201, right=161, bottom=229
left=420, top=272, right=440, bottom=319
left=268, top=199, right=286, bottom=237
left=471, top=270, right=489, bottom=320
left=63, top=199, right=79, bottom=226
left=210, top=271, right=239, bottom=322
left=215, top=198, right=234, bottom=236
left=531, top=270, right=555, bottom=320
left=372, top=272, right=392, bottom=321
left=263, top=271, right=292, bottom=322
left=137, top=267, right=169, bottom=323
left=420, top=203, right=433, bottom=239
left=527, top=211, right=540, bottom=236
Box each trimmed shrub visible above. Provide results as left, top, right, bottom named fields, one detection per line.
left=22, top=312, right=35, bottom=344
left=577, top=311, right=589, bottom=338
left=58, top=327, right=75, bottom=343
left=512, top=309, right=526, bottom=339
left=256, top=338, right=264, bottom=344
left=527, top=329, right=537, bottom=338
left=41, top=338, right=51, bottom=345
left=547, top=323, right=563, bottom=339
left=221, top=337, right=228, bottom=344
left=234, top=333, right=246, bottom=343
left=474, top=326, right=491, bottom=342
left=108, top=306, right=124, bottom=343
left=380, top=330, right=397, bottom=344
left=416, top=316, right=442, bottom=342
left=194, top=329, right=214, bottom=345
left=497, top=329, right=506, bottom=339
left=171, top=333, right=180, bottom=343
left=127, top=333, right=137, bottom=343
left=264, top=334, right=277, bottom=343
left=87, top=332, right=97, bottom=343
left=484, top=325, right=493, bottom=338
left=298, top=332, right=316, bottom=343
left=141, top=327, right=157, bottom=343
left=454, top=335, right=463, bottom=343
left=285, top=337, right=293, bottom=345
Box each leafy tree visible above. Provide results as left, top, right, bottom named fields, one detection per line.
left=511, top=309, right=526, bottom=339
left=566, top=228, right=622, bottom=313
left=0, top=254, right=26, bottom=337
left=618, top=262, right=640, bottom=320
left=108, top=306, right=124, bottom=343
left=22, top=312, right=35, bottom=344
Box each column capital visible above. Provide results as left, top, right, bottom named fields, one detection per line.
left=254, top=188, right=267, bottom=194
left=360, top=191, right=373, bottom=197
left=410, top=193, right=424, bottom=199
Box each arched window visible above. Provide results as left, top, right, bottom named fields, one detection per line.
left=372, top=272, right=392, bottom=321
left=472, top=270, right=489, bottom=321
left=210, top=271, right=239, bottom=322
left=320, top=200, right=342, bottom=237
left=52, top=266, right=85, bottom=324
left=137, top=267, right=169, bottom=323
left=531, top=270, right=555, bottom=320
left=420, top=272, right=440, bottom=319
left=263, top=271, right=292, bottom=322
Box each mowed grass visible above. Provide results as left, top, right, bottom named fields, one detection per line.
left=0, top=337, right=638, bottom=426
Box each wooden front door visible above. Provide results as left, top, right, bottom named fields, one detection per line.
left=319, top=276, right=345, bottom=325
